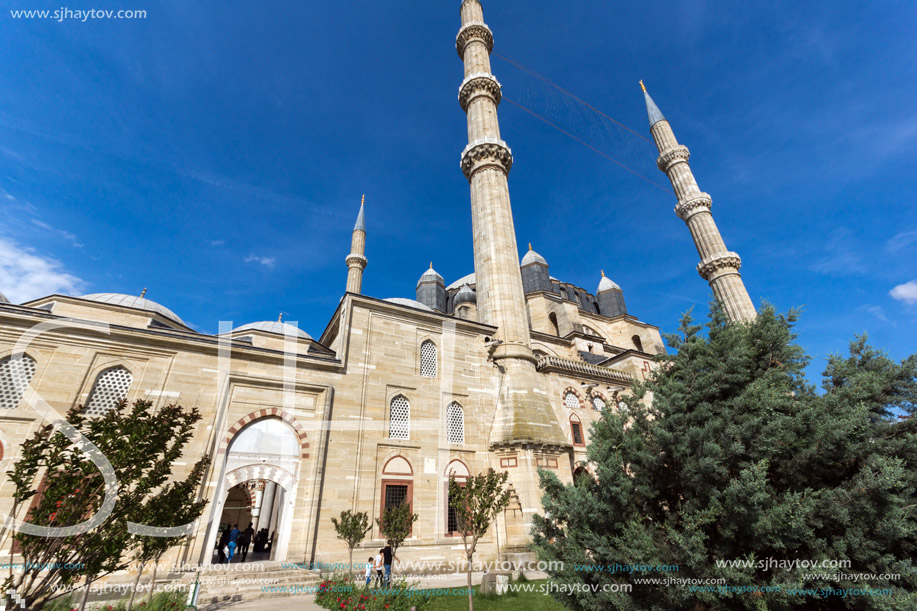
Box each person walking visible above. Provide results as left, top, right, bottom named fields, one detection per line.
left=239, top=522, right=254, bottom=562
left=217, top=528, right=230, bottom=564
left=226, top=524, right=240, bottom=563
left=364, top=556, right=374, bottom=587
left=373, top=549, right=384, bottom=589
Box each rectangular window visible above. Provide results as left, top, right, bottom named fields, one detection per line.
left=571, top=422, right=584, bottom=446
left=380, top=481, right=413, bottom=537
left=446, top=482, right=466, bottom=536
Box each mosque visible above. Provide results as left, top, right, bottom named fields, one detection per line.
left=0, top=0, right=753, bottom=568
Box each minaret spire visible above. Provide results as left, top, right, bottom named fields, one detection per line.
left=457, top=0, right=566, bottom=447
left=345, top=195, right=368, bottom=294
left=641, top=82, right=756, bottom=323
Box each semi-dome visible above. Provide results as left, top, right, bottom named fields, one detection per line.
left=453, top=284, right=476, bottom=306
left=82, top=293, right=186, bottom=326
left=521, top=244, right=548, bottom=267
left=447, top=273, right=477, bottom=291
left=383, top=298, right=434, bottom=312
left=232, top=321, right=312, bottom=339
left=598, top=272, right=621, bottom=292
left=417, top=263, right=444, bottom=287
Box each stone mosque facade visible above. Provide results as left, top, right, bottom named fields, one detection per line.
left=0, top=0, right=753, bottom=569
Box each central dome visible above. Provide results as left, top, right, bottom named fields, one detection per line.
left=82, top=293, right=185, bottom=326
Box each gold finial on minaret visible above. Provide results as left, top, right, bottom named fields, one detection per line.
left=140, top=288, right=147, bottom=298
left=361, top=194, right=365, bottom=206
left=639, top=80, right=646, bottom=92
left=430, top=261, right=433, bottom=269
left=601, top=270, right=605, bottom=277
left=278, top=312, right=283, bottom=322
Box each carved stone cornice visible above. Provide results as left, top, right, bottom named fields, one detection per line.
left=697, top=252, right=742, bottom=281
left=345, top=253, right=367, bottom=269
left=456, top=22, right=494, bottom=58
left=459, top=73, right=502, bottom=111
left=657, top=145, right=690, bottom=172
left=460, top=138, right=513, bottom=180
left=675, top=192, right=713, bottom=221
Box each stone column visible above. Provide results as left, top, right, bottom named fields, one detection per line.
left=642, top=82, right=756, bottom=324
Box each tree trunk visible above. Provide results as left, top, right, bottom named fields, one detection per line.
left=349, top=549, right=354, bottom=581
left=147, top=561, right=159, bottom=604
left=466, top=553, right=474, bottom=611
left=78, top=575, right=93, bottom=611
left=127, top=561, right=144, bottom=611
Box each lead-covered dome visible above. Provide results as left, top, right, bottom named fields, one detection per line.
left=598, top=273, right=621, bottom=292
left=454, top=284, right=476, bottom=306
left=521, top=246, right=548, bottom=267
left=232, top=321, right=312, bottom=339
left=383, top=298, right=434, bottom=312
left=82, top=293, right=185, bottom=326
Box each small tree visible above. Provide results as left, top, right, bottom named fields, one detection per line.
left=331, top=510, right=372, bottom=580
left=375, top=502, right=418, bottom=582
left=448, top=469, right=512, bottom=611
left=1, top=399, right=208, bottom=611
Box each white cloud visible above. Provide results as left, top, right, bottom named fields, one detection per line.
left=209, top=240, right=225, bottom=247
left=30, top=219, right=84, bottom=248
left=0, top=238, right=85, bottom=303
left=890, top=280, right=917, bottom=305
left=886, top=230, right=917, bottom=253
left=244, top=254, right=276, bottom=269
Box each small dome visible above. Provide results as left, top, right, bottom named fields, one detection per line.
left=232, top=321, right=312, bottom=339
left=521, top=245, right=548, bottom=267
left=598, top=274, right=621, bottom=293
left=417, top=264, right=444, bottom=287
left=447, top=272, right=476, bottom=291
left=453, top=284, right=476, bottom=307
left=0, top=292, right=9, bottom=304
left=383, top=298, right=434, bottom=312
left=82, top=293, right=186, bottom=326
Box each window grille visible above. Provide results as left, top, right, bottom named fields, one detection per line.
left=592, top=396, right=606, bottom=411
left=383, top=484, right=408, bottom=512
left=389, top=395, right=410, bottom=440
left=420, top=341, right=437, bottom=378
left=84, top=366, right=133, bottom=416
left=446, top=402, right=464, bottom=444
left=0, top=355, right=37, bottom=410
left=571, top=422, right=584, bottom=445
left=564, top=391, right=580, bottom=409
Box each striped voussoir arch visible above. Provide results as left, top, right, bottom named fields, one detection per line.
left=221, top=408, right=310, bottom=459
left=225, top=464, right=297, bottom=491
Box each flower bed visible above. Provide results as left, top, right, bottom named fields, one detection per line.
left=314, top=575, right=430, bottom=611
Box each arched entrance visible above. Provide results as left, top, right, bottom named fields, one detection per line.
left=205, top=417, right=302, bottom=564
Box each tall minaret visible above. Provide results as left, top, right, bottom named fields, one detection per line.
left=642, top=82, right=756, bottom=323
left=457, top=0, right=565, bottom=447
left=345, top=195, right=367, bottom=294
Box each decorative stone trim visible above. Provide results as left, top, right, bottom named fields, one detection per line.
left=536, top=355, right=633, bottom=385
left=345, top=253, right=367, bottom=269
left=221, top=408, right=310, bottom=459
left=456, top=22, right=493, bottom=58
left=458, top=73, right=502, bottom=111
left=697, top=252, right=742, bottom=281
left=656, top=145, right=690, bottom=172
left=561, top=386, right=582, bottom=401
left=674, top=193, right=713, bottom=221
left=225, top=464, right=296, bottom=491
left=460, top=138, right=513, bottom=180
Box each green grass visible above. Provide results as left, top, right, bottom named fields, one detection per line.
left=425, top=579, right=569, bottom=611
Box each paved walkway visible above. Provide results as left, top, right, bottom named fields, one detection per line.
left=208, top=571, right=548, bottom=611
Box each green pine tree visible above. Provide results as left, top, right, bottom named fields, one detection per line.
left=532, top=305, right=916, bottom=611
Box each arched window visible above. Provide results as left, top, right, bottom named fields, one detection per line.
left=389, top=395, right=410, bottom=440
left=446, top=402, right=464, bottom=445
left=84, top=366, right=133, bottom=416
left=632, top=335, right=644, bottom=352
left=549, top=313, right=560, bottom=336
left=563, top=391, right=580, bottom=410
left=591, top=395, right=606, bottom=411
left=570, top=414, right=584, bottom=446
left=420, top=341, right=437, bottom=378
left=0, top=354, right=38, bottom=410
left=592, top=301, right=600, bottom=314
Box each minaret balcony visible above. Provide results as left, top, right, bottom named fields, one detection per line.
left=674, top=193, right=713, bottom=221
left=458, top=73, right=502, bottom=111
left=456, top=22, right=494, bottom=57
left=697, top=252, right=743, bottom=281
left=657, top=145, right=690, bottom=172
left=460, top=137, right=514, bottom=180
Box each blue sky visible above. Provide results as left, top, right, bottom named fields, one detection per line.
left=1, top=0, right=915, bottom=383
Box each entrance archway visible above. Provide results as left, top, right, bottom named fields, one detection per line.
left=205, top=417, right=302, bottom=564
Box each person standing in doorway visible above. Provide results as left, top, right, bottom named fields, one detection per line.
left=227, top=524, right=240, bottom=563
left=217, top=527, right=230, bottom=564
left=239, top=522, right=254, bottom=562
left=382, top=540, right=393, bottom=586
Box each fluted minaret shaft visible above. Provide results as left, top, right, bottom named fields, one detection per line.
left=345, top=198, right=367, bottom=294
left=643, top=85, right=756, bottom=323
left=458, top=0, right=531, bottom=359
